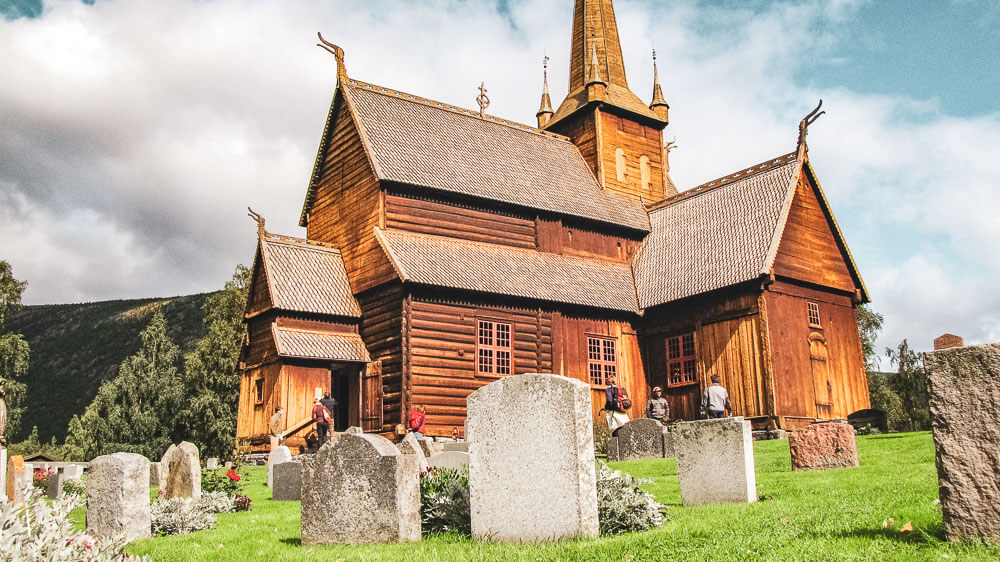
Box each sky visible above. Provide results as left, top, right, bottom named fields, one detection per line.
left=1, top=0, right=998, bottom=365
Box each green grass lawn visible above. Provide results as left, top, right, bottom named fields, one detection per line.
left=105, top=432, right=1000, bottom=561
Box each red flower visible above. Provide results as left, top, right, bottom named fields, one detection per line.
left=226, top=469, right=241, bottom=482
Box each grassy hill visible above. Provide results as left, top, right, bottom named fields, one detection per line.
left=7, top=293, right=214, bottom=443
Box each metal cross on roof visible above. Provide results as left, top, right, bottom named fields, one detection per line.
left=476, top=82, right=490, bottom=118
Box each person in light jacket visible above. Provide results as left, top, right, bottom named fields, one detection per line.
left=604, top=376, right=630, bottom=433
left=702, top=374, right=732, bottom=418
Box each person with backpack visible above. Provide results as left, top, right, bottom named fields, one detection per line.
left=312, top=397, right=333, bottom=448
left=604, top=376, right=631, bottom=433
left=409, top=404, right=427, bottom=439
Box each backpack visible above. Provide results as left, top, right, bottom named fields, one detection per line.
left=618, top=387, right=632, bottom=410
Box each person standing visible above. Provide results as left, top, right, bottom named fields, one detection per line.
left=645, top=386, right=670, bottom=425
left=702, top=374, right=732, bottom=419
left=604, top=376, right=630, bottom=433
left=320, top=392, right=338, bottom=430
left=268, top=406, right=284, bottom=451
left=312, top=397, right=332, bottom=448
left=409, top=404, right=427, bottom=439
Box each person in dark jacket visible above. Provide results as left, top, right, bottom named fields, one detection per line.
left=646, top=386, right=669, bottom=425
left=604, top=376, right=630, bottom=432
left=312, top=397, right=332, bottom=447
left=320, top=393, right=337, bottom=430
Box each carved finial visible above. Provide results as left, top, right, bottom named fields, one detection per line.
left=317, top=32, right=348, bottom=83
left=248, top=207, right=267, bottom=237
left=797, top=100, right=825, bottom=150
left=650, top=47, right=669, bottom=121
left=476, top=82, right=490, bottom=118
left=587, top=42, right=606, bottom=86
left=664, top=136, right=678, bottom=172
left=537, top=54, right=554, bottom=127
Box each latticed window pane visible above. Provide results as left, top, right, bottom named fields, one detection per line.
left=682, top=334, right=695, bottom=357
left=602, top=340, right=615, bottom=362
left=477, top=320, right=512, bottom=376
left=604, top=364, right=616, bottom=380
left=588, top=336, right=617, bottom=386
left=668, top=336, right=681, bottom=359
left=808, top=302, right=821, bottom=327
left=666, top=332, right=697, bottom=388
left=668, top=362, right=683, bottom=385
left=683, top=359, right=696, bottom=382
left=588, top=338, right=601, bottom=361
left=479, top=348, right=492, bottom=373
left=496, top=350, right=511, bottom=375
left=589, top=363, right=603, bottom=385
left=496, top=323, right=510, bottom=348
left=478, top=320, right=493, bottom=346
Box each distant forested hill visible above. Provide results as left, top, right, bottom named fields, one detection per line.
left=7, top=294, right=214, bottom=443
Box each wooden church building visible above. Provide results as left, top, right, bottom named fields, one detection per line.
left=237, top=0, right=871, bottom=450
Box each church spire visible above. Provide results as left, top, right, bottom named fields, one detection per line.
left=569, top=0, right=627, bottom=92
left=536, top=55, right=554, bottom=128
left=649, top=48, right=669, bottom=123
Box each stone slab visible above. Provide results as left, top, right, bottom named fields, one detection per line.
left=206, top=457, right=218, bottom=469
left=924, top=343, right=1000, bottom=543
left=301, top=433, right=420, bottom=544
left=63, top=464, right=84, bottom=478
left=47, top=470, right=66, bottom=500
left=5, top=454, right=26, bottom=505
left=272, top=459, right=302, bottom=501
left=788, top=422, right=859, bottom=471
left=674, top=417, right=756, bottom=505
left=162, top=441, right=201, bottom=499
left=149, top=462, right=164, bottom=488
left=417, top=439, right=434, bottom=457
left=442, top=442, right=468, bottom=452
left=468, top=373, right=599, bottom=541
left=606, top=436, right=620, bottom=462
left=397, top=432, right=429, bottom=473
left=86, top=452, right=150, bottom=541
left=427, top=451, right=470, bottom=470
left=267, top=446, right=292, bottom=487
left=662, top=426, right=675, bottom=457
left=615, top=418, right=666, bottom=461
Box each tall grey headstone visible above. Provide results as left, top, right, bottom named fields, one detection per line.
left=301, top=433, right=420, bottom=544
left=397, top=432, right=429, bottom=473
left=272, top=459, right=302, bottom=501
left=86, top=452, right=150, bottom=541
left=924, top=343, right=1000, bottom=543
left=267, top=445, right=292, bottom=487
left=606, top=436, right=620, bottom=462
left=47, top=469, right=66, bottom=500
left=662, top=426, right=675, bottom=457
left=162, top=441, right=201, bottom=499
left=149, top=462, right=164, bottom=488
left=615, top=418, right=666, bottom=461
left=427, top=451, right=470, bottom=469
left=467, top=373, right=599, bottom=542
left=674, top=417, right=756, bottom=505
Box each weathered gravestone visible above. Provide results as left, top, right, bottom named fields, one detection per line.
left=442, top=441, right=468, bottom=452
left=63, top=464, right=84, bottom=479
left=149, top=462, right=164, bottom=488
left=345, top=426, right=364, bottom=435
left=615, top=418, right=667, bottom=461
left=674, top=417, right=756, bottom=505
left=418, top=439, right=434, bottom=457
left=427, top=451, right=470, bottom=469
left=267, top=445, right=292, bottom=487
left=397, top=432, right=429, bottom=473
left=272, top=459, right=302, bottom=501
left=206, top=457, right=218, bottom=469
left=86, top=452, right=150, bottom=541
left=5, top=454, right=26, bottom=506
left=467, top=373, right=599, bottom=542
left=924, top=342, right=1000, bottom=543
left=301, top=433, right=420, bottom=544
left=162, top=441, right=201, bottom=499
left=47, top=468, right=66, bottom=499
left=606, top=436, right=620, bottom=462
left=788, top=422, right=859, bottom=471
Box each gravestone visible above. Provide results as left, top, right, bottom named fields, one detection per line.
left=427, top=451, right=470, bottom=469
left=442, top=442, right=468, bottom=452
left=662, top=425, right=675, bottom=457
left=149, top=462, right=164, bottom=488
left=397, top=432, right=429, bottom=472
left=63, top=464, right=84, bottom=479
left=162, top=441, right=201, bottom=499
left=86, top=452, right=150, bottom=541
left=417, top=439, right=434, bottom=457
left=467, top=373, right=599, bottom=541
left=788, top=422, right=859, bottom=471
left=206, top=457, right=218, bottom=469
left=267, top=445, right=292, bottom=487
left=924, top=342, right=1000, bottom=543
left=272, top=459, right=302, bottom=501
left=0, top=448, right=5, bottom=501
left=673, top=417, right=756, bottom=505
left=933, top=333, right=964, bottom=350
left=5, top=454, right=26, bottom=506
left=47, top=468, right=66, bottom=499
left=615, top=418, right=666, bottom=461
left=300, top=433, right=420, bottom=544
left=345, top=426, right=363, bottom=434
left=606, top=436, right=620, bottom=462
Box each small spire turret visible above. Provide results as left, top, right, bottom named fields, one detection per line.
left=586, top=42, right=608, bottom=101
left=536, top=55, right=554, bottom=128
left=649, top=48, right=669, bottom=123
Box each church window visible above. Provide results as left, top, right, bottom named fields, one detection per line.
left=808, top=302, right=821, bottom=328
left=615, top=148, right=627, bottom=182
left=666, top=333, right=697, bottom=387
left=254, top=378, right=264, bottom=405
left=478, top=319, right=512, bottom=376
left=588, top=335, right=617, bottom=385
left=639, top=155, right=651, bottom=190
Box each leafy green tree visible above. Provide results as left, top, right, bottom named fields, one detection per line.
left=885, top=339, right=930, bottom=431
left=179, top=265, right=250, bottom=459
left=73, top=312, right=185, bottom=459
left=0, top=260, right=30, bottom=441
left=856, top=304, right=884, bottom=372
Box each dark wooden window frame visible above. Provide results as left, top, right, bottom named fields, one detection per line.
left=477, top=318, right=512, bottom=377
left=254, top=378, right=264, bottom=405
left=587, top=334, right=618, bottom=387
left=666, top=332, right=697, bottom=388
left=807, top=301, right=822, bottom=328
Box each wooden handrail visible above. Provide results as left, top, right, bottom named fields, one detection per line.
left=283, top=416, right=315, bottom=438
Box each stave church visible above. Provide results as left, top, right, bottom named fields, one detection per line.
left=237, top=0, right=871, bottom=451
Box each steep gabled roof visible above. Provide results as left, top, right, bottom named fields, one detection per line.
left=272, top=325, right=370, bottom=362
left=374, top=227, right=639, bottom=313
left=301, top=79, right=650, bottom=233
left=254, top=233, right=361, bottom=318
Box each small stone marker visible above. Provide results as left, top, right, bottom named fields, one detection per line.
left=397, top=432, right=430, bottom=472
left=427, top=451, right=470, bottom=469
left=924, top=342, right=1000, bottom=543
left=224, top=461, right=232, bottom=468
left=149, top=462, right=165, bottom=488
left=674, top=417, right=756, bottom=505
left=662, top=425, right=675, bottom=457
left=5, top=454, right=26, bottom=506
left=417, top=439, right=434, bottom=457
left=63, top=464, right=84, bottom=479
left=615, top=418, right=666, bottom=461
left=933, top=333, right=964, bottom=350
left=300, top=433, right=420, bottom=544
left=86, top=452, right=151, bottom=541
left=788, top=422, right=859, bottom=471
left=206, top=457, right=218, bottom=469
left=467, top=373, right=599, bottom=541
left=345, top=426, right=363, bottom=434
left=606, top=436, right=620, bottom=462
left=267, top=445, right=292, bottom=487
left=442, top=441, right=468, bottom=452
left=47, top=468, right=66, bottom=499
left=272, top=459, right=302, bottom=501
left=162, top=441, right=201, bottom=499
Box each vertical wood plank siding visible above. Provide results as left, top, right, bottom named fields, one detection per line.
left=357, top=282, right=404, bottom=432
left=598, top=112, right=666, bottom=202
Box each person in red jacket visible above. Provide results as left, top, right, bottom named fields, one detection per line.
left=409, top=404, right=426, bottom=439
left=312, top=397, right=332, bottom=448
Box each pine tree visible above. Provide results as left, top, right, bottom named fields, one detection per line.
left=886, top=339, right=930, bottom=431
left=0, top=260, right=30, bottom=442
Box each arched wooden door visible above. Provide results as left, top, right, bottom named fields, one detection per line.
left=808, top=332, right=833, bottom=419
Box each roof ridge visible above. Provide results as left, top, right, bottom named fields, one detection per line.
left=647, top=152, right=797, bottom=212
left=346, top=79, right=573, bottom=143
left=263, top=232, right=341, bottom=252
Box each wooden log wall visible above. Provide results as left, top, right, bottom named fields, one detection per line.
left=306, top=94, right=395, bottom=294
left=357, top=282, right=404, bottom=432
left=763, top=280, right=869, bottom=421
left=536, top=217, right=640, bottom=262
left=385, top=194, right=536, bottom=249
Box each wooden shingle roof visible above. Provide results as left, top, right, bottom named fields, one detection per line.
left=272, top=325, right=370, bottom=362
left=258, top=234, right=361, bottom=318
left=375, top=227, right=639, bottom=313
left=633, top=153, right=800, bottom=309
left=325, top=80, right=650, bottom=233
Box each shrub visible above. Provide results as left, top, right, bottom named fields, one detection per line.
left=150, top=498, right=217, bottom=536
left=593, top=420, right=612, bottom=456
left=595, top=460, right=665, bottom=534
left=62, top=477, right=86, bottom=498
left=419, top=466, right=470, bottom=535
left=32, top=467, right=54, bottom=490
left=201, top=467, right=242, bottom=496
left=233, top=494, right=252, bottom=512
left=0, top=488, right=142, bottom=561
left=855, top=423, right=881, bottom=436
left=194, top=491, right=235, bottom=514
